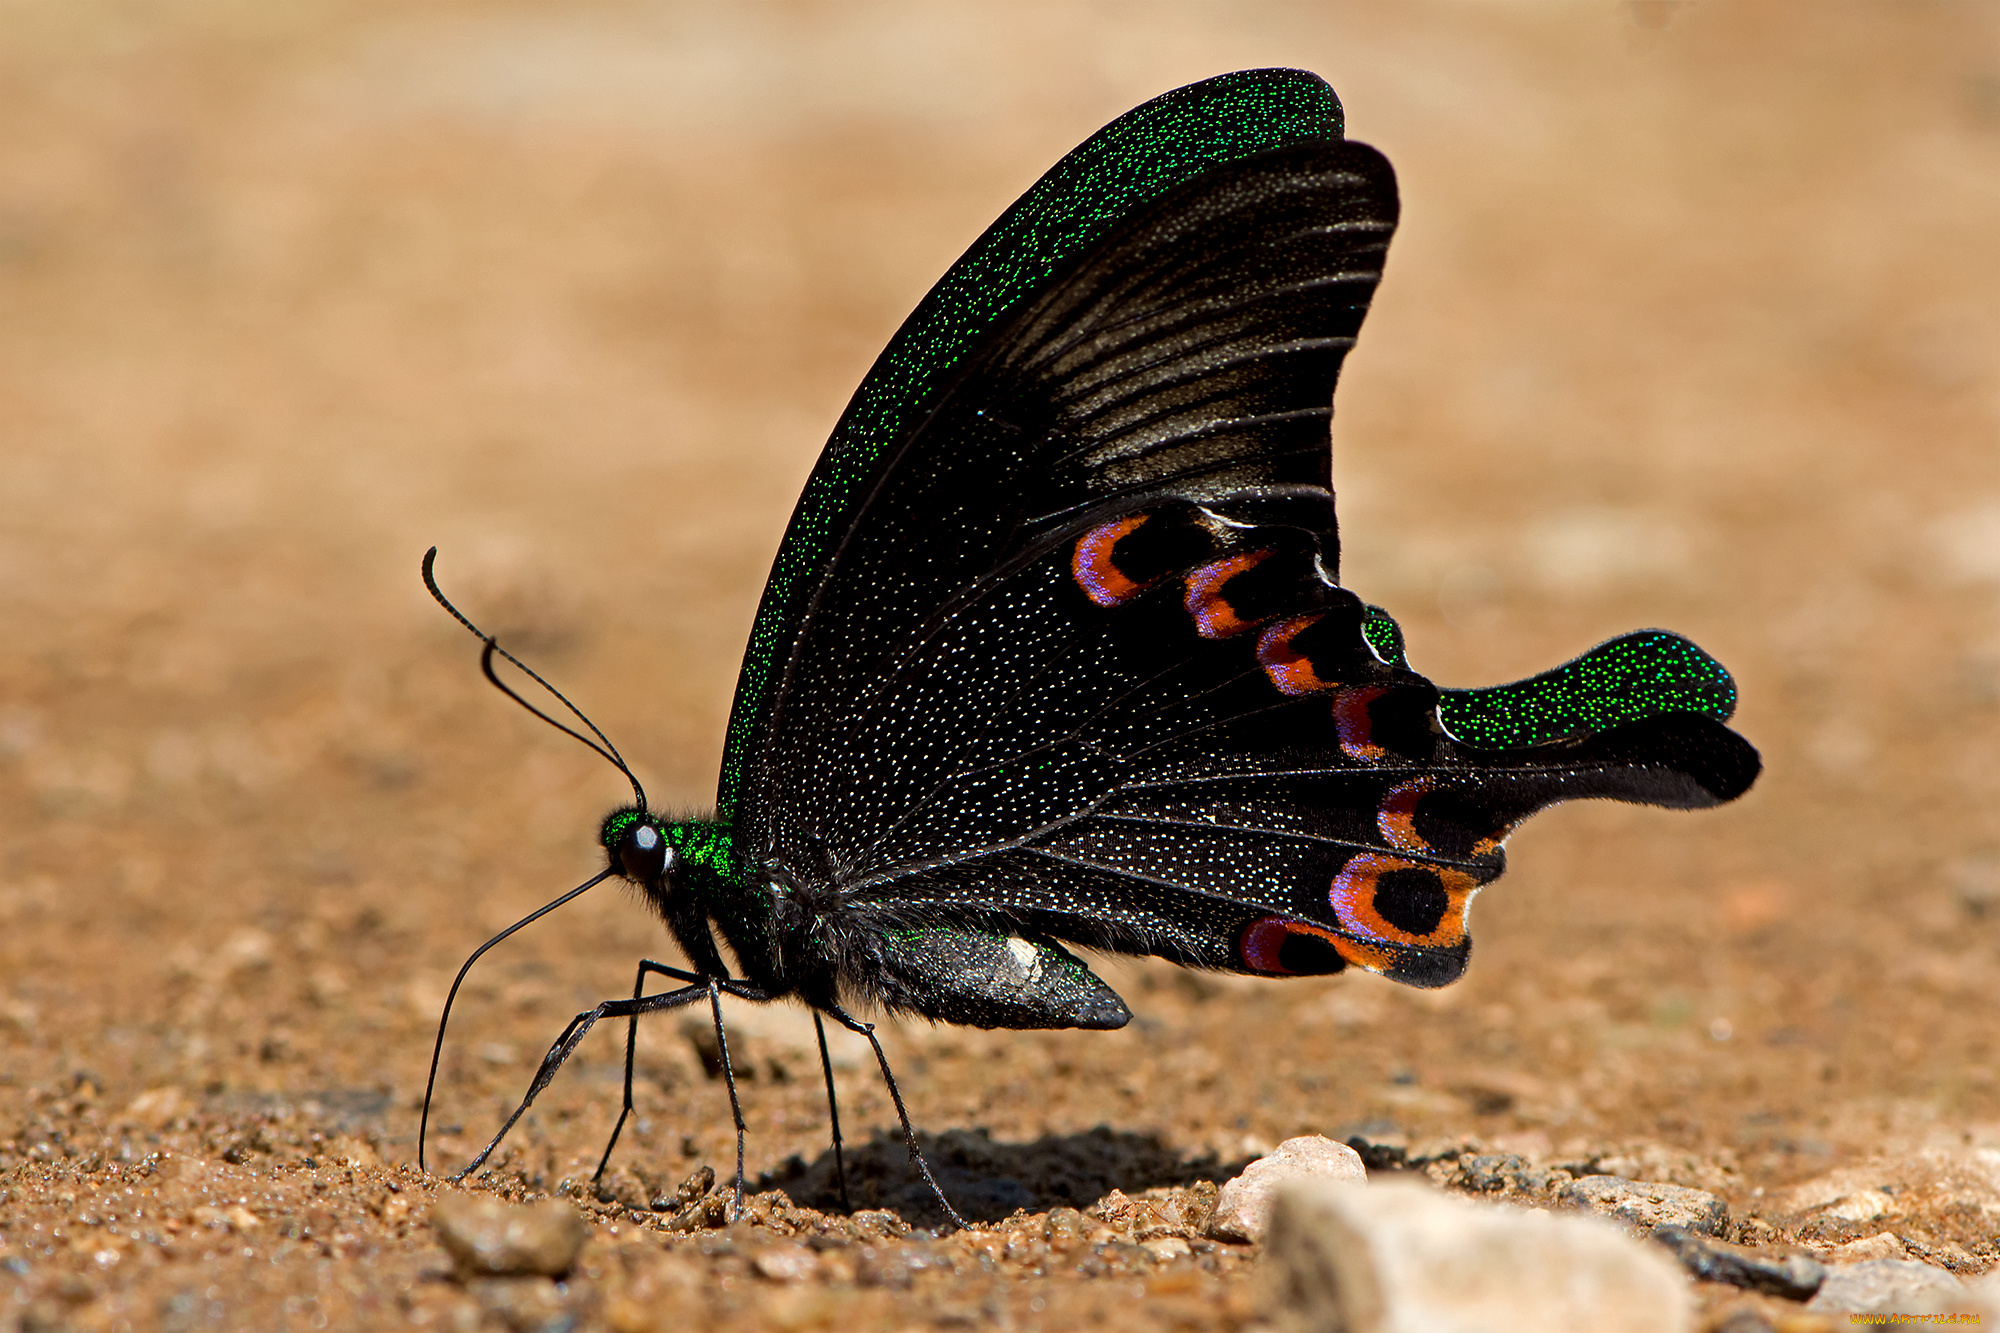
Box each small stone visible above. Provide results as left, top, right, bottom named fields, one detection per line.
left=1257, top=1178, right=1694, bottom=1333
left=1825, top=1232, right=1906, bottom=1263
left=465, top=1276, right=569, bottom=1329
left=431, top=1193, right=588, bottom=1280
left=1044, top=1206, right=1089, bottom=1251
left=1454, top=1152, right=1570, bottom=1197
left=1649, top=1225, right=1825, bottom=1300
left=1207, top=1135, right=1367, bottom=1244
left=1818, top=1190, right=1892, bottom=1223
left=1141, top=1236, right=1192, bottom=1262
left=753, top=1245, right=820, bottom=1282
left=848, top=1209, right=909, bottom=1240
left=1919, top=1273, right=2000, bottom=1320
left=593, top=1165, right=648, bottom=1211
left=665, top=1194, right=729, bottom=1232
left=1343, top=1134, right=1408, bottom=1171
left=121, top=1087, right=186, bottom=1129
left=189, top=1204, right=261, bottom=1234
left=1806, top=1257, right=1962, bottom=1314
left=215, top=926, right=274, bottom=974
left=1949, top=854, right=2000, bottom=917
left=653, top=1164, right=714, bottom=1212
left=1456, top=1152, right=1531, bottom=1192
left=1560, top=1175, right=1728, bottom=1237
left=53, top=1275, right=99, bottom=1306
left=854, top=1244, right=933, bottom=1290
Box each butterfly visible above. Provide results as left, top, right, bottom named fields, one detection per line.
left=419, top=68, right=1758, bottom=1228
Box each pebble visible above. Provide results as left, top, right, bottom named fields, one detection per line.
left=657, top=1164, right=714, bottom=1212
left=1454, top=1152, right=1571, bottom=1196
left=752, top=1245, right=820, bottom=1282
left=1257, top=1177, right=1694, bottom=1333
left=430, top=1193, right=588, bottom=1280
left=1206, top=1135, right=1366, bottom=1244
left=853, top=1243, right=939, bottom=1290
left=1805, top=1258, right=1962, bottom=1314
left=121, top=1087, right=186, bottom=1129
left=1649, top=1225, right=1825, bottom=1300
left=1897, top=1272, right=2000, bottom=1320
left=464, top=1276, right=570, bottom=1329
left=1825, top=1231, right=1906, bottom=1263
left=1776, top=1149, right=2000, bottom=1222
left=1560, top=1175, right=1729, bottom=1236
left=1817, top=1189, right=1892, bottom=1223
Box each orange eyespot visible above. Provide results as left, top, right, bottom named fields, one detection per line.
left=1237, top=915, right=1401, bottom=977
left=1257, top=615, right=1342, bottom=695
left=1072, top=515, right=1154, bottom=607
left=1333, top=685, right=1391, bottom=760
left=1183, top=551, right=1274, bottom=638
left=1377, top=778, right=1433, bottom=851
left=1329, top=854, right=1476, bottom=948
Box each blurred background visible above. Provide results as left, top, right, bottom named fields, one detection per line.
left=3, top=0, right=1999, bottom=1211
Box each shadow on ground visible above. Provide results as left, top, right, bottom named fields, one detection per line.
left=758, top=1126, right=1246, bottom=1228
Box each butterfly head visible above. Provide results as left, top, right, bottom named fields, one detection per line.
left=602, top=807, right=677, bottom=885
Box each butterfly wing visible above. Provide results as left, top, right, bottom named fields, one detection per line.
left=716, top=72, right=1759, bottom=1022
left=718, top=67, right=1346, bottom=823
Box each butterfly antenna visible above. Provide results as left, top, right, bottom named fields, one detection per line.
left=422, top=547, right=647, bottom=810
left=418, top=868, right=616, bottom=1174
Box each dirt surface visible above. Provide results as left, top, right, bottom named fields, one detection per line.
left=5, top=2, right=2000, bottom=1329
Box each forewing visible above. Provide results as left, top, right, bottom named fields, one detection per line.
left=736, top=139, right=1396, bottom=889
left=718, top=68, right=1345, bottom=820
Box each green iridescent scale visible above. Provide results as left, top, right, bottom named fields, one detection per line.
left=1360, top=606, right=1408, bottom=667
left=1437, top=631, right=1738, bottom=750
left=716, top=69, right=1344, bottom=822
left=667, top=820, right=742, bottom=889
left=600, top=809, right=646, bottom=848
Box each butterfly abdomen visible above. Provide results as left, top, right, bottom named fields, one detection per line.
left=859, top=927, right=1131, bottom=1030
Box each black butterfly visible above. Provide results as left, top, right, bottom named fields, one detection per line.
left=419, top=69, right=1758, bottom=1227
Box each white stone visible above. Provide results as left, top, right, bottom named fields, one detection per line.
left=1807, top=1257, right=1963, bottom=1314
left=1258, top=1178, right=1693, bottom=1333
left=1206, top=1135, right=1366, bottom=1244
left=1825, top=1232, right=1907, bottom=1263
left=751, top=1245, right=820, bottom=1282
left=1820, top=1189, right=1893, bottom=1223
left=1775, top=1148, right=2000, bottom=1223
left=1905, top=1272, right=2000, bottom=1320
left=430, top=1194, right=587, bottom=1280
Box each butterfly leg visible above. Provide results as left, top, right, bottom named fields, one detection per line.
left=454, top=981, right=711, bottom=1182
left=811, top=1011, right=851, bottom=1211
left=705, top=980, right=752, bottom=1219
left=827, top=1005, right=968, bottom=1231
left=590, top=959, right=703, bottom=1200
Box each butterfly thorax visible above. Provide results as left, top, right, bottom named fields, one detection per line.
left=599, top=810, right=859, bottom=1003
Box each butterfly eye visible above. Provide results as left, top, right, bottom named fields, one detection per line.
left=618, top=821, right=675, bottom=882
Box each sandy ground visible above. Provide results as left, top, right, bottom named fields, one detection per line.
left=4, top=2, right=2000, bottom=1328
